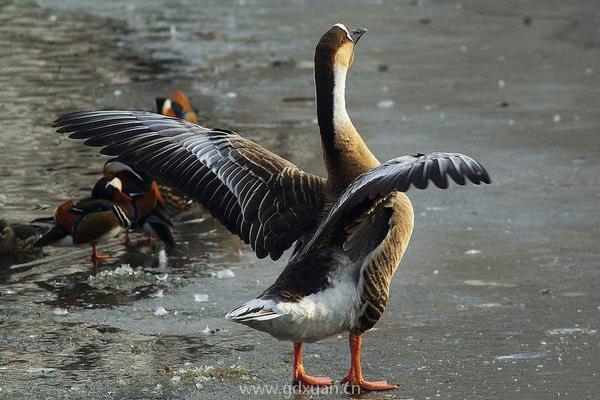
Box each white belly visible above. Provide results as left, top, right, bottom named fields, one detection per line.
left=245, top=277, right=358, bottom=343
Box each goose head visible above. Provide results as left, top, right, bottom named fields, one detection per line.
left=315, top=23, right=367, bottom=70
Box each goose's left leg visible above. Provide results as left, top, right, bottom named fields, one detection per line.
left=340, top=334, right=397, bottom=391
left=292, top=342, right=332, bottom=387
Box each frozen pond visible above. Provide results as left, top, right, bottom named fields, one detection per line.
left=1, top=1, right=599, bottom=398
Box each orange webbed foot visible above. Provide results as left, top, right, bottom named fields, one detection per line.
left=293, top=371, right=333, bottom=387
left=91, top=252, right=111, bottom=260
left=342, top=378, right=397, bottom=392
left=291, top=342, right=332, bottom=387
left=91, top=244, right=111, bottom=262
left=341, top=335, right=398, bottom=392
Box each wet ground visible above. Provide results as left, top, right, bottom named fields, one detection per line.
left=1, top=0, right=599, bottom=398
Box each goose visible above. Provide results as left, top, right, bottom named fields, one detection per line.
left=101, top=159, right=175, bottom=246
left=52, top=24, right=490, bottom=391
left=34, top=177, right=133, bottom=262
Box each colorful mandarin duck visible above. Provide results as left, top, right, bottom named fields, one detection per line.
left=34, top=177, right=133, bottom=262
left=154, top=90, right=199, bottom=124
left=101, top=160, right=175, bottom=246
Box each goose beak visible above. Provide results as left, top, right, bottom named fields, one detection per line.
left=350, top=27, right=367, bottom=44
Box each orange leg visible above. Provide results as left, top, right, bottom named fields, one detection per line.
left=292, top=342, right=332, bottom=387
left=91, top=243, right=111, bottom=261
left=340, top=335, right=397, bottom=392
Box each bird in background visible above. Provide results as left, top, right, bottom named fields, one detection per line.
left=33, top=177, right=133, bottom=264
left=101, top=159, right=174, bottom=247
left=152, top=90, right=199, bottom=212
left=54, top=24, right=490, bottom=391
left=154, top=90, right=199, bottom=124
left=0, top=219, right=47, bottom=258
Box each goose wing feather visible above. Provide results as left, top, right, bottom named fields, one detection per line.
left=54, top=111, right=325, bottom=260
left=294, top=152, right=490, bottom=261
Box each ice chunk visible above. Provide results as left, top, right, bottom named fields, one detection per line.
left=215, top=269, right=235, bottom=279
left=546, top=327, right=596, bottom=336
left=464, top=280, right=517, bottom=288
left=114, top=264, right=134, bottom=276
left=377, top=99, right=394, bottom=109
left=194, top=294, right=209, bottom=302
left=158, top=250, right=168, bottom=268
left=156, top=273, right=168, bottom=282
left=464, top=249, right=481, bottom=255
left=27, top=367, right=56, bottom=373
left=496, top=351, right=552, bottom=361
left=154, top=306, right=168, bottom=316
left=53, top=307, right=68, bottom=316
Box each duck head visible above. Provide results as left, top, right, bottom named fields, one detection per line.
left=91, top=176, right=130, bottom=204
left=0, top=219, right=14, bottom=251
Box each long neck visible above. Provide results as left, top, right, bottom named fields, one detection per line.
left=315, top=62, right=379, bottom=196
left=315, top=63, right=351, bottom=149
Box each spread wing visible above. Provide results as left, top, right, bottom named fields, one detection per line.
left=294, top=152, right=490, bottom=261
left=53, top=111, right=326, bottom=260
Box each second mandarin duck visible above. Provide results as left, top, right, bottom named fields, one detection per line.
left=101, top=159, right=175, bottom=246
left=154, top=90, right=199, bottom=124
